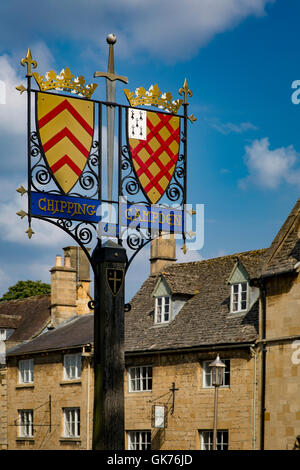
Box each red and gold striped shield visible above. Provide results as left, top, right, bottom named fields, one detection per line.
left=127, top=110, right=180, bottom=204
left=36, top=94, right=94, bottom=194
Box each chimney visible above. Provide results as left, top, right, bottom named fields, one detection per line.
left=50, top=252, right=77, bottom=326
left=63, top=246, right=91, bottom=315
left=150, top=234, right=177, bottom=275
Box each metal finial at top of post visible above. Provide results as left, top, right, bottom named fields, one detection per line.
left=179, top=78, right=193, bottom=104
left=21, top=48, right=37, bottom=77
left=107, top=33, right=117, bottom=45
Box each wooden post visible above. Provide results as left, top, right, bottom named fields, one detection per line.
left=91, top=239, right=127, bottom=450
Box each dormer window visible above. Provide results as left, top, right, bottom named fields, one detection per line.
left=231, top=282, right=248, bottom=313
left=155, top=296, right=170, bottom=324
left=0, top=329, right=6, bottom=341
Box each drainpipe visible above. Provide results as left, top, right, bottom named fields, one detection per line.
left=259, top=280, right=267, bottom=451
left=82, top=346, right=92, bottom=450
left=87, top=357, right=90, bottom=450
left=250, top=346, right=257, bottom=450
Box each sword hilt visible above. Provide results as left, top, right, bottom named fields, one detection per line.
left=94, top=71, right=128, bottom=84
left=94, top=34, right=128, bottom=84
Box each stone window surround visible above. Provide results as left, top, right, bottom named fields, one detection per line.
left=202, top=359, right=230, bottom=388
left=127, top=430, right=151, bottom=450
left=128, top=365, right=153, bottom=393
left=18, top=358, right=34, bottom=385
left=199, top=429, right=229, bottom=450
left=63, top=352, right=82, bottom=381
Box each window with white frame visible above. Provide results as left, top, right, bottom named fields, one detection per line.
left=202, top=359, right=230, bottom=388
left=18, top=359, right=34, bottom=384
left=18, top=409, right=33, bottom=438
left=128, top=366, right=152, bottom=392
left=63, top=353, right=81, bottom=380
left=155, top=296, right=170, bottom=324
left=127, top=431, right=151, bottom=450
left=63, top=407, right=80, bottom=438
left=231, top=282, right=248, bottom=313
left=0, top=329, right=6, bottom=341
left=199, top=430, right=228, bottom=450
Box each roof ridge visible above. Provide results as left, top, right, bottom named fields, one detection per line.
left=0, top=294, right=50, bottom=304
left=166, top=248, right=267, bottom=269
left=261, top=198, right=300, bottom=274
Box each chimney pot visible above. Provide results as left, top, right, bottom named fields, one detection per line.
left=64, top=254, right=71, bottom=268
left=56, top=255, right=63, bottom=267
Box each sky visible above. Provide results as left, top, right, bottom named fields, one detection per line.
left=1, top=0, right=300, bottom=301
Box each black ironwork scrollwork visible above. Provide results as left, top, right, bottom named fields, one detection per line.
left=68, top=140, right=100, bottom=199
left=121, top=145, right=141, bottom=197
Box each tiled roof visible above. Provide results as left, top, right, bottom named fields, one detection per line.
left=6, top=314, right=93, bottom=356
left=0, top=295, right=50, bottom=343
left=0, top=314, right=21, bottom=329
left=260, top=199, right=300, bottom=277
left=5, top=249, right=267, bottom=357
left=125, top=249, right=267, bottom=353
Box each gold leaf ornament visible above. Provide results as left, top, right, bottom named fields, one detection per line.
left=26, top=227, right=35, bottom=239
left=33, top=67, right=98, bottom=98
left=124, top=83, right=183, bottom=114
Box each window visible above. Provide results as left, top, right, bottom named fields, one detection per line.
left=128, top=366, right=152, bottom=392
left=127, top=431, right=151, bottom=450
left=155, top=296, right=170, bottom=323
left=231, top=282, right=248, bottom=312
left=18, top=410, right=33, bottom=438
left=63, top=408, right=80, bottom=438
left=0, top=329, right=6, bottom=341
left=63, top=353, right=81, bottom=380
left=18, top=359, right=34, bottom=384
left=200, top=430, right=228, bottom=450
left=202, top=360, right=230, bottom=388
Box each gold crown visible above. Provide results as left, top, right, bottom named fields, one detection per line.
left=33, top=67, right=98, bottom=99
left=124, top=84, right=183, bottom=114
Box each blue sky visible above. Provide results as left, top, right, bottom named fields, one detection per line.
left=0, top=0, right=300, bottom=301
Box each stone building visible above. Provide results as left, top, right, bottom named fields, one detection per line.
left=0, top=246, right=92, bottom=450
left=6, top=315, right=93, bottom=450
left=254, top=199, right=300, bottom=450
left=1, top=199, right=300, bottom=450
left=0, top=295, right=51, bottom=449
left=124, top=248, right=266, bottom=450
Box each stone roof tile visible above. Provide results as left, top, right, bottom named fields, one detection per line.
left=261, top=199, right=300, bottom=277
left=125, top=249, right=267, bottom=353
left=0, top=295, right=50, bottom=343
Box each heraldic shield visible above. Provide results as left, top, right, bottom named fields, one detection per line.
left=106, top=268, right=124, bottom=296
left=127, top=109, right=180, bottom=204
left=36, top=93, right=94, bottom=194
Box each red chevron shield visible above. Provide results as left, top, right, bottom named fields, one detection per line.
left=36, top=93, right=94, bottom=194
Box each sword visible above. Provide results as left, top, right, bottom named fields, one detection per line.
left=94, top=34, right=128, bottom=222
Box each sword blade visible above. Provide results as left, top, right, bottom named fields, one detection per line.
left=106, top=79, right=116, bottom=218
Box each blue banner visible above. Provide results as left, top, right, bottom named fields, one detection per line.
left=31, top=191, right=101, bottom=223
left=31, top=193, right=185, bottom=234
left=120, top=203, right=185, bottom=233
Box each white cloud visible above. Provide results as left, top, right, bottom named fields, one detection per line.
left=209, top=119, right=258, bottom=135
left=0, top=0, right=274, bottom=63
left=0, top=54, right=26, bottom=136
left=239, top=137, right=300, bottom=189
left=0, top=185, right=73, bottom=247
left=0, top=43, right=54, bottom=137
